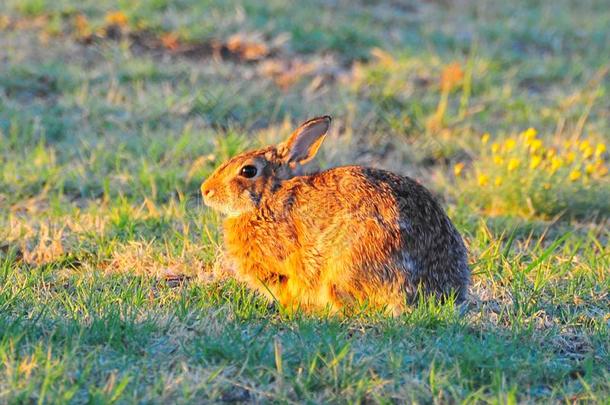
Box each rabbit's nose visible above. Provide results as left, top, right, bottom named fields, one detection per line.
left=201, top=183, right=214, bottom=198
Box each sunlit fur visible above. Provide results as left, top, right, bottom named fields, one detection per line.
left=201, top=117, right=470, bottom=315
left=201, top=147, right=279, bottom=217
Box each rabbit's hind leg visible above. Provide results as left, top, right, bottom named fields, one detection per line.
left=315, top=283, right=347, bottom=315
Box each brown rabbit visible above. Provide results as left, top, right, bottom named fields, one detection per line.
left=201, top=116, right=470, bottom=315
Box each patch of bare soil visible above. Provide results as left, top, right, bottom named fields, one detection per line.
left=125, top=30, right=276, bottom=63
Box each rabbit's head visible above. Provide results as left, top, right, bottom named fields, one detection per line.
left=201, top=116, right=331, bottom=216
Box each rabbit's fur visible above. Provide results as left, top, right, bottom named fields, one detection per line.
left=201, top=116, right=469, bottom=314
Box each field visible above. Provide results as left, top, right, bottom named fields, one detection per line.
left=1, top=0, right=609, bottom=403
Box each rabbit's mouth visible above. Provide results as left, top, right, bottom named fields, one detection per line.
left=202, top=194, right=226, bottom=213
left=203, top=194, right=251, bottom=218
left=201, top=184, right=230, bottom=214
left=204, top=200, right=237, bottom=217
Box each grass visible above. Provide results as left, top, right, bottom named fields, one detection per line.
left=450, top=128, right=609, bottom=218
left=1, top=0, right=609, bottom=402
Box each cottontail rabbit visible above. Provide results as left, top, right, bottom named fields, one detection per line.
left=201, top=116, right=469, bottom=314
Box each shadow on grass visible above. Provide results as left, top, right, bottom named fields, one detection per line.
left=1, top=249, right=608, bottom=402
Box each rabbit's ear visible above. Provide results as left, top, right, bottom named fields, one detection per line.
left=279, top=116, right=331, bottom=164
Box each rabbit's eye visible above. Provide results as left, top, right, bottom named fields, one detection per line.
left=239, top=165, right=258, bottom=178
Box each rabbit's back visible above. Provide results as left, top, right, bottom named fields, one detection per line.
left=291, top=167, right=469, bottom=303
left=351, top=167, right=470, bottom=302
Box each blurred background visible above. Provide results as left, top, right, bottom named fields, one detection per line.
left=1, top=0, right=608, bottom=222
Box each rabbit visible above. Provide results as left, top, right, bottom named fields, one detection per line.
left=201, top=116, right=470, bottom=315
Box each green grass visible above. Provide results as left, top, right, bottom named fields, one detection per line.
left=1, top=0, right=609, bottom=402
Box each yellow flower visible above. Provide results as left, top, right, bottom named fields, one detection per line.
left=504, top=139, right=517, bottom=152
left=595, top=143, right=606, bottom=157
left=530, top=155, right=542, bottom=169
left=507, top=158, right=520, bottom=172
left=529, top=139, right=543, bottom=153
left=494, top=176, right=503, bottom=186
left=477, top=174, right=489, bottom=186
left=582, top=146, right=594, bottom=159
left=525, top=127, right=537, bottom=137
left=522, top=127, right=537, bottom=144
left=579, top=140, right=591, bottom=152
left=492, top=155, right=504, bottom=165
left=585, top=163, right=595, bottom=175
left=546, top=148, right=556, bottom=158
left=569, top=169, right=581, bottom=181
left=565, top=151, right=576, bottom=163
left=481, top=133, right=490, bottom=144
left=453, top=162, right=465, bottom=177
left=491, top=143, right=500, bottom=154
left=549, top=156, right=563, bottom=173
